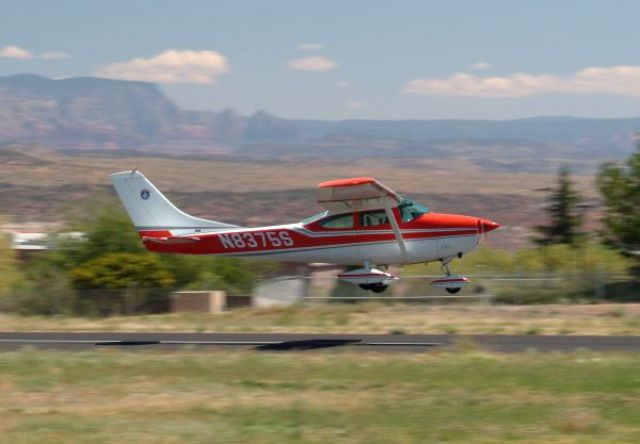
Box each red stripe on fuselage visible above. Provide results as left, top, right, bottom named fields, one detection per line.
left=142, top=227, right=478, bottom=255
left=140, top=212, right=481, bottom=255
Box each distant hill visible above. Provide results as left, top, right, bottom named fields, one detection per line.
left=0, top=74, right=638, bottom=171
left=0, top=74, right=180, bottom=147
left=0, top=74, right=299, bottom=151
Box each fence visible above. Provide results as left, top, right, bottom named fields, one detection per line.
left=259, top=272, right=637, bottom=305
left=2, top=287, right=172, bottom=317
left=2, top=272, right=638, bottom=316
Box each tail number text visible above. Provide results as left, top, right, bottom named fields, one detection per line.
left=219, top=231, right=294, bottom=250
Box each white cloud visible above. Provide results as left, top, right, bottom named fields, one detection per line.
left=287, top=56, right=337, bottom=71
left=40, top=51, right=70, bottom=60
left=334, top=80, right=349, bottom=88
left=347, top=100, right=363, bottom=109
left=297, top=43, right=324, bottom=51
left=404, top=65, right=640, bottom=97
left=470, top=61, right=490, bottom=71
left=0, top=45, right=33, bottom=59
left=0, top=46, right=70, bottom=60
left=96, top=49, right=229, bottom=84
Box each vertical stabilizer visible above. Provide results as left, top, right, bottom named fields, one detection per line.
left=109, top=170, right=239, bottom=232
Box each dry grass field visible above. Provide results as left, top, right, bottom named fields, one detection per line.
left=2, top=148, right=594, bottom=196
left=0, top=349, right=639, bottom=443
left=2, top=303, right=640, bottom=336
left=1, top=147, right=600, bottom=248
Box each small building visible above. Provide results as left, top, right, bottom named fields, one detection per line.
left=170, top=291, right=252, bottom=313
left=1, top=223, right=85, bottom=260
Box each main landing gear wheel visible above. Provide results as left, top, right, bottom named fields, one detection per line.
left=359, top=283, right=388, bottom=293
left=370, top=283, right=388, bottom=293
left=445, top=287, right=461, bottom=295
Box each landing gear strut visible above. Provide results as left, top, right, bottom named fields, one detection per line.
left=441, top=260, right=460, bottom=294
left=441, top=260, right=452, bottom=277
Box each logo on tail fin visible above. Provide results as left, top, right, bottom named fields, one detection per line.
left=140, top=189, right=151, bottom=200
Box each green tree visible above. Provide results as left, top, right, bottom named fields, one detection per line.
left=21, top=195, right=281, bottom=314
left=0, top=232, right=24, bottom=303
left=70, top=253, right=175, bottom=290
left=65, top=199, right=145, bottom=266
left=533, top=166, right=584, bottom=246
left=153, top=253, right=271, bottom=295
left=70, top=252, right=175, bottom=314
left=597, top=147, right=640, bottom=250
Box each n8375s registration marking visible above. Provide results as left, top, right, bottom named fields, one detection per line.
left=219, top=231, right=294, bottom=249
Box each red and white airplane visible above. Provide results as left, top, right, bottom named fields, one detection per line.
left=111, top=170, right=500, bottom=293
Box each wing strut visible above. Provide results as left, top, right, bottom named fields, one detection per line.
left=384, top=204, right=408, bottom=262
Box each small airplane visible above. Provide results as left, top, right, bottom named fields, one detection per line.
left=110, top=170, right=500, bottom=293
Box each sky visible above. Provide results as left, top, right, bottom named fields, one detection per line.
left=2, top=0, right=640, bottom=120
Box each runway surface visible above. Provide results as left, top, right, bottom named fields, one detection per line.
left=1, top=332, right=640, bottom=352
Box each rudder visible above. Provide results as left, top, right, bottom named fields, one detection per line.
left=109, top=170, right=238, bottom=234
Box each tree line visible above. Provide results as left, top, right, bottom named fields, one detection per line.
left=0, top=199, right=278, bottom=315
left=535, top=143, right=640, bottom=259
left=2, top=145, right=640, bottom=314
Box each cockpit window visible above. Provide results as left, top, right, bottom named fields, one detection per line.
left=319, top=213, right=354, bottom=229
left=301, top=210, right=329, bottom=225
left=399, top=199, right=429, bottom=222
left=360, top=210, right=389, bottom=227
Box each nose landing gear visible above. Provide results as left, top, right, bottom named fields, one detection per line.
left=431, top=258, right=470, bottom=294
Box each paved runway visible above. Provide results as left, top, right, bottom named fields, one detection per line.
left=1, top=332, right=640, bottom=352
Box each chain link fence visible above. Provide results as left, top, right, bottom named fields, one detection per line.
left=1, top=273, right=638, bottom=316
left=258, top=272, right=638, bottom=305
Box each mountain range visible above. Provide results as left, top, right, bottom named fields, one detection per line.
left=1, top=74, right=638, bottom=171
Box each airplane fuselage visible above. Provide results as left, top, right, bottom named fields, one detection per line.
left=141, top=210, right=491, bottom=266
left=110, top=170, right=501, bottom=292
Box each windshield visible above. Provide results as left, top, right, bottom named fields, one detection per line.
left=398, top=199, right=429, bottom=222
left=301, top=210, right=329, bottom=225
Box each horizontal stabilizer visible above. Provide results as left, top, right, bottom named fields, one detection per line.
left=142, top=236, right=202, bottom=245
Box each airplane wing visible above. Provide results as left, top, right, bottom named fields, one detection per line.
left=317, top=177, right=403, bottom=214
left=317, top=177, right=408, bottom=261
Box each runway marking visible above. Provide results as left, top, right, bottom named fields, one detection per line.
left=151, top=340, right=281, bottom=345
left=0, top=339, right=281, bottom=345
left=0, top=339, right=443, bottom=347
left=358, top=342, right=443, bottom=346
left=0, top=339, right=99, bottom=344
left=2, top=334, right=640, bottom=353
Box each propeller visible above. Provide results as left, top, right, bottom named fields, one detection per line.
left=478, top=218, right=500, bottom=242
